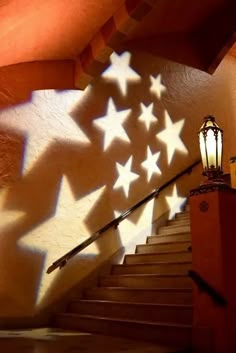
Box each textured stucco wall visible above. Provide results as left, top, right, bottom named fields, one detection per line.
left=0, top=49, right=235, bottom=324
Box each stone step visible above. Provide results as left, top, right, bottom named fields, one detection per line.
left=136, top=241, right=191, bottom=254
left=167, top=218, right=190, bottom=226
left=158, top=224, right=191, bottom=235
left=147, top=233, right=191, bottom=245
left=124, top=251, right=192, bottom=264
left=55, top=313, right=192, bottom=348
left=84, top=287, right=193, bottom=305
left=175, top=211, right=190, bottom=220
left=68, top=300, right=193, bottom=325
left=99, top=274, right=192, bottom=288
left=112, top=262, right=191, bottom=275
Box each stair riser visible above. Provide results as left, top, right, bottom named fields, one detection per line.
left=147, top=234, right=191, bottom=244
left=55, top=315, right=192, bottom=347
left=69, top=301, right=192, bottom=325
left=124, top=252, right=192, bottom=264
left=136, top=242, right=191, bottom=254
left=112, top=263, right=191, bottom=275
left=100, top=276, right=192, bottom=288
left=158, top=226, right=191, bottom=235
left=84, top=288, right=193, bottom=305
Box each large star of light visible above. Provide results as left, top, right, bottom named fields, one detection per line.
left=138, top=103, right=158, bottom=130
left=113, top=156, right=139, bottom=198
left=102, top=51, right=141, bottom=95
left=156, top=110, right=188, bottom=165
left=0, top=89, right=91, bottom=173
left=150, top=74, right=167, bottom=99
left=165, top=184, right=186, bottom=219
left=141, top=146, right=161, bottom=182
left=93, top=98, right=131, bottom=151
left=19, top=176, right=105, bottom=305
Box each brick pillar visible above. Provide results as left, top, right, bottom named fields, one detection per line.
left=190, top=185, right=236, bottom=353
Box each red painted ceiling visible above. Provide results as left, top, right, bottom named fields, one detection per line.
left=0, top=0, right=235, bottom=95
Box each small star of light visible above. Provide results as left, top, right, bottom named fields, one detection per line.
left=93, top=98, right=131, bottom=151
left=141, top=146, right=161, bottom=182
left=0, top=89, right=91, bottom=173
left=113, top=156, right=139, bottom=198
left=138, top=103, right=158, bottom=130
left=165, top=184, right=186, bottom=219
left=156, top=110, right=188, bottom=165
left=150, top=74, right=167, bottom=99
left=19, top=176, right=105, bottom=305
left=102, top=51, right=141, bottom=95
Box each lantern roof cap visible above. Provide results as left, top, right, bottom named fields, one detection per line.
left=204, top=115, right=215, bottom=122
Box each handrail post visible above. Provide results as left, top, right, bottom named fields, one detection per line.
left=190, top=185, right=236, bottom=352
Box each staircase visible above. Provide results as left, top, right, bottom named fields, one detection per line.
left=54, top=209, right=193, bottom=350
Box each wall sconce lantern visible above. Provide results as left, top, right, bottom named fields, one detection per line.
left=199, top=115, right=223, bottom=183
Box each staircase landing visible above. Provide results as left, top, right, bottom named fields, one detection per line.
left=0, top=328, right=176, bottom=353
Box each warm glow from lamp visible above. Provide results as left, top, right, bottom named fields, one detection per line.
left=198, top=115, right=223, bottom=182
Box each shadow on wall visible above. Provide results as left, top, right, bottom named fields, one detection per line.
left=0, top=49, right=234, bottom=324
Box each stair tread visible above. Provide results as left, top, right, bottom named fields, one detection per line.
left=148, top=232, right=191, bottom=238
left=168, top=219, right=190, bottom=223
left=147, top=235, right=191, bottom=244
left=176, top=211, right=190, bottom=216
left=57, top=313, right=192, bottom=328
left=87, top=287, right=192, bottom=291
left=114, top=261, right=192, bottom=266
left=141, top=240, right=191, bottom=246
left=102, top=273, right=190, bottom=278
left=160, top=224, right=190, bottom=230
left=72, top=299, right=193, bottom=309
left=141, top=239, right=190, bottom=244
left=127, top=250, right=191, bottom=256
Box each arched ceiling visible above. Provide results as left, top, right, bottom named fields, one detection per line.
left=0, top=0, right=124, bottom=67
left=0, top=0, right=235, bottom=97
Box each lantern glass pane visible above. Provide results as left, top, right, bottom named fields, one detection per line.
left=217, top=130, right=222, bottom=169
left=206, top=129, right=216, bottom=168
left=207, top=120, right=214, bottom=127
left=199, top=132, right=207, bottom=169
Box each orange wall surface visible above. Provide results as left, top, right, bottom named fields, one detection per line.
left=0, top=49, right=235, bottom=325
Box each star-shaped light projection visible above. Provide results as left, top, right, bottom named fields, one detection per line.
left=150, top=74, right=167, bottom=99
left=165, top=184, right=186, bottom=219
left=113, top=156, right=139, bottom=198
left=0, top=89, right=91, bottom=174
left=19, top=176, right=105, bottom=305
left=141, top=146, right=161, bottom=182
left=156, top=110, right=188, bottom=165
left=102, top=51, right=141, bottom=95
left=93, top=98, right=131, bottom=151
left=138, top=103, right=158, bottom=130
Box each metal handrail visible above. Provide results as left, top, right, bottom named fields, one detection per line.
left=188, top=270, right=227, bottom=307
left=47, top=159, right=201, bottom=274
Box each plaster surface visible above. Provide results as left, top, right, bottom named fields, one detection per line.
left=0, top=49, right=235, bottom=323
